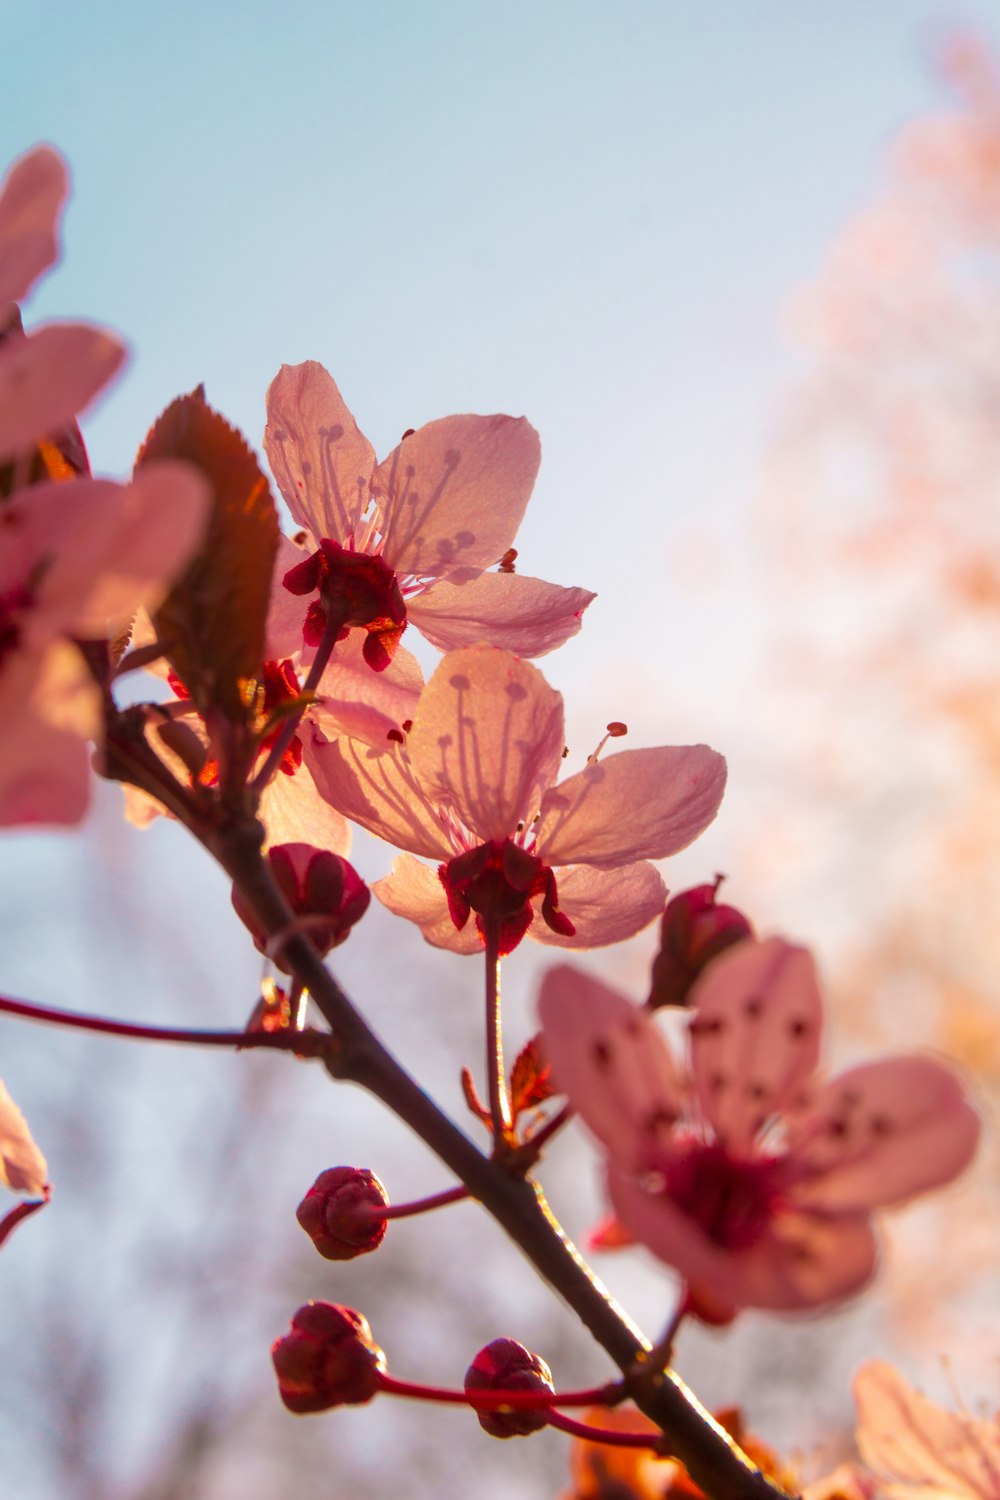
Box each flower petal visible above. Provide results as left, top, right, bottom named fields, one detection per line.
left=308, top=734, right=454, bottom=860
left=538, top=965, right=684, bottom=1167
left=264, top=362, right=375, bottom=541
left=0, top=1077, right=48, bottom=1194
left=407, top=572, right=595, bottom=658
left=688, top=937, right=823, bottom=1154
left=537, top=745, right=726, bottom=870
left=788, top=1055, right=980, bottom=1212
left=259, top=742, right=352, bottom=856
left=854, top=1361, right=1000, bottom=1500
left=529, top=861, right=666, bottom=948
left=608, top=1168, right=877, bottom=1311
left=377, top=414, right=541, bottom=581
left=0, top=322, right=124, bottom=460
left=373, top=853, right=482, bottom=954
left=0, top=647, right=95, bottom=827
left=310, top=630, right=423, bottom=748
left=407, top=645, right=564, bottom=841
left=0, top=145, right=66, bottom=307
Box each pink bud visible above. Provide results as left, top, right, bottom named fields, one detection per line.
left=296, top=1167, right=389, bottom=1260
left=464, top=1337, right=555, bottom=1438
left=232, top=843, right=370, bottom=972
left=271, top=1302, right=385, bottom=1414
left=647, top=878, right=754, bottom=1009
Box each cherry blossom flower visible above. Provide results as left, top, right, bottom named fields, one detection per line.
left=310, top=644, right=726, bottom=954
left=0, top=462, right=209, bottom=825
left=853, top=1360, right=1000, bottom=1500
left=538, top=938, right=980, bottom=1314
left=263, top=361, right=594, bottom=670
left=0, top=144, right=123, bottom=462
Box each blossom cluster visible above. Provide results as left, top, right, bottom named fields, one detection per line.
left=0, top=138, right=989, bottom=1500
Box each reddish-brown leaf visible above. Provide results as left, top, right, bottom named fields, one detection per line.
left=509, top=1033, right=556, bottom=1119
left=135, top=390, right=278, bottom=722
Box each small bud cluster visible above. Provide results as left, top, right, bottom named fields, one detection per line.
left=647, top=878, right=753, bottom=1009
left=296, top=1167, right=389, bottom=1261
left=464, top=1338, right=556, bottom=1438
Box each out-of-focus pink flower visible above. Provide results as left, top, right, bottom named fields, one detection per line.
left=0, top=1077, right=47, bottom=1197
left=311, top=644, right=726, bottom=954
left=264, top=361, right=594, bottom=670
left=538, top=938, right=980, bottom=1314
left=0, top=462, right=209, bottom=826
left=853, top=1360, right=1000, bottom=1500
left=0, top=145, right=123, bottom=461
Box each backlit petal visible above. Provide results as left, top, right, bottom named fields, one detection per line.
left=259, top=743, right=352, bottom=856
left=0, top=145, right=66, bottom=307
left=0, top=1077, right=47, bottom=1195
left=788, top=1055, right=980, bottom=1212
left=264, top=361, right=375, bottom=541
left=407, top=572, right=595, bottom=657
left=537, top=745, right=726, bottom=870
left=529, top=861, right=666, bottom=948
left=0, top=322, right=124, bottom=459
left=538, top=966, right=684, bottom=1167
left=854, top=1361, right=1000, bottom=1500
left=373, top=853, right=482, bottom=954
left=308, top=735, right=454, bottom=860
left=377, top=413, right=540, bottom=581
left=310, top=631, right=423, bottom=748
left=406, top=646, right=564, bottom=841
left=688, top=937, right=823, bottom=1153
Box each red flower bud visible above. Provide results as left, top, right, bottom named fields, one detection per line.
left=464, top=1338, right=555, bottom=1438
left=296, top=1167, right=389, bottom=1260
left=232, top=843, right=370, bottom=972
left=271, top=1302, right=385, bottom=1414
left=647, top=878, right=754, bottom=1009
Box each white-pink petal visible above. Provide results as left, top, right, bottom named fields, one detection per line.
left=0, top=1077, right=48, bottom=1194
left=529, top=860, right=666, bottom=948
left=259, top=741, right=352, bottom=856
left=0, top=321, right=124, bottom=459
left=310, top=630, right=423, bottom=748
left=264, top=361, right=375, bottom=542
left=373, top=853, right=482, bottom=954
left=688, top=937, right=823, bottom=1154
left=538, top=966, right=684, bottom=1166
left=789, top=1055, right=980, bottom=1213
left=0, top=145, right=66, bottom=307
left=377, top=413, right=541, bottom=581
left=407, top=572, right=596, bottom=657
left=854, top=1361, right=1000, bottom=1500
left=537, top=744, right=726, bottom=870
left=406, top=646, right=565, bottom=842
left=308, top=735, right=454, bottom=861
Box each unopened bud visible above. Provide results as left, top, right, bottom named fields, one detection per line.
left=232, top=844, right=370, bottom=972
left=464, top=1338, right=555, bottom=1438
left=296, top=1167, right=389, bottom=1260
left=271, top=1302, right=385, bottom=1413
left=647, top=878, right=753, bottom=1009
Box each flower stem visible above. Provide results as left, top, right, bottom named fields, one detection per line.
left=545, top=1408, right=665, bottom=1449
left=483, top=918, right=512, bottom=1148
left=0, top=992, right=327, bottom=1056
left=353, top=1185, right=469, bottom=1222
left=0, top=1194, right=48, bottom=1249
left=376, top=1371, right=619, bottom=1410
left=251, top=607, right=345, bottom=794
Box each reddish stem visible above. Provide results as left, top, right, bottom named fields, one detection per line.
left=0, top=1193, right=48, bottom=1249
left=545, top=1408, right=665, bottom=1449
left=354, top=1185, right=469, bottom=1222
left=0, top=992, right=326, bottom=1056
left=482, top=918, right=512, bottom=1146
left=376, top=1371, right=619, bottom=1411
left=250, top=606, right=346, bottom=794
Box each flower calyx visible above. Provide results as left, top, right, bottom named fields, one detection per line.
left=647, top=877, right=753, bottom=1010
left=464, top=1338, right=556, bottom=1438
left=232, top=842, right=370, bottom=971
left=439, top=838, right=574, bottom=956
left=272, top=1301, right=386, bottom=1414
left=283, top=538, right=406, bottom=670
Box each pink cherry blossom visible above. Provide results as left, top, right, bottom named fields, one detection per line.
left=263, top=361, right=594, bottom=668
left=854, top=1360, right=1000, bottom=1500
left=0, top=462, right=210, bottom=826
left=309, top=644, right=726, bottom=954
left=0, top=145, right=124, bottom=461
left=538, top=938, right=980, bottom=1314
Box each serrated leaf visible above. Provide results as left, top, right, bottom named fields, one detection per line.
left=135, top=390, right=278, bottom=721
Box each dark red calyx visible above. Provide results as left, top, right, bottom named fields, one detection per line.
left=296, top=1167, right=389, bottom=1261
left=256, top=658, right=305, bottom=774
left=231, top=843, right=370, bottom=971
left=271, top=1302, right=385, bottom=1414
left=438, top=839, right=575, bottom=955
left=282, top=539, right=406, bottom=670
left=647, top=877, right=754, bottom=1009
left=464, top=1338, right=555, bottom=1438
